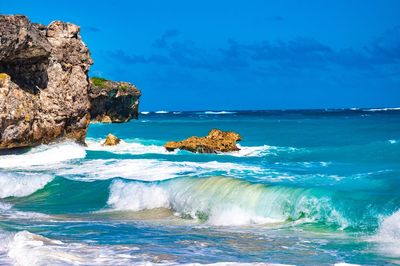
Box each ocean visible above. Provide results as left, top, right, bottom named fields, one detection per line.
left=0, top=108, right=399, bottom=265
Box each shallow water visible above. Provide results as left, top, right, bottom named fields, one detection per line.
left=0, top=109, right=400, bottom=265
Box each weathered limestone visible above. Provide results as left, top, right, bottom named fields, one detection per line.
left=164, top=129, right=242, bottom=153
left=102, top=133, right=121, bottom=146
left=0, top=15, right=93, bottom=149
left=89, top=77, right=141, bottom=123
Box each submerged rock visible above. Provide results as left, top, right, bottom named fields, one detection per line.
left=164, top=129, right=242, bottom=153
left=89, top=77, right=141, bottom=123
left=0, top=15, right=92, bottom=149
left=102, top=133, right=121, bottom=146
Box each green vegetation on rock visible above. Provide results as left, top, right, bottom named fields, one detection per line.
left=119, top=84, right=128, bottom=90
left=91, top=77, right=108, bottom=88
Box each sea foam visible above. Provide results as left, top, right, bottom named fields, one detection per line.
left=372, top=210, right=400, bottom=257
left=0, top=142, right=85, bottom=169
left=87, top=138, right=271, bottom=157
left=86, top=139, right=177, bottom=155
left=59, top=159, right=262, bottom=181
left=226, top=144, right=271, bottom=157
left=1, top=231, right=142, bottom=266
left=0, top=173, right=53, bottom=198
left=0, top=230, right=289, bottom=266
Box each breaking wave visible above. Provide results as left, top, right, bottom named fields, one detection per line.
left=0, top=173, right=54, bottom=198
left=0, top=142, right=86, bottom=169
left=108, top=176, right=348, bottom=227
left=372, top=210, right=400, bottom=258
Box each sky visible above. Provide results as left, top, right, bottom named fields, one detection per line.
left=1, top=1, right=400, bottom=111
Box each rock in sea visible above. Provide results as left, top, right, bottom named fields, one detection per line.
left=102, top=134, right=121, bottom=146
left=164, top=129, right=242, bottom=153
left=0, top=15, right=92, bottom=149
left=89, top=77, right=141, bottom=123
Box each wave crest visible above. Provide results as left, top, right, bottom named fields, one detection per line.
left=0, top=173, right=53, bottom=198
left=108, top=176, right=347, bottom=227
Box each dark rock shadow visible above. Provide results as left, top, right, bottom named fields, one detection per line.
left=0, top=56, right=49, bottom=94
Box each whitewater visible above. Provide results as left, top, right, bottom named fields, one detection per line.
left=0, top=109, right=400, bottom=265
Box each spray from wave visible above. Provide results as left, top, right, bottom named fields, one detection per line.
left=372, top=210, right=400, bottom=258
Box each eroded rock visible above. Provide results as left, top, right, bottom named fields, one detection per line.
left=102, top=133, right=120, bottom=146
left=89, top=77, right=141, bottom=123
left=164, top=129, right=242, bottom=153
left=0, top=15, right=92, bottom=149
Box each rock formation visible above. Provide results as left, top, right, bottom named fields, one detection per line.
left=0, top=15, right=92, bottom=149
left=89, top=77, right=141, bottom=123
left=102, top=133, right=121, bottom=146
left=164, top=129, right=242, bottom=153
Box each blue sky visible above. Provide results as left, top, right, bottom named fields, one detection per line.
left=2, top=1, right=400, bottom=111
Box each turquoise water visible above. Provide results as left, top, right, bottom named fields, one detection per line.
left=0, top=109, right=400, bottom=265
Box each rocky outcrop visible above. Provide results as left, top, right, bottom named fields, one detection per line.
left=0, top=15, right=92, bottom=149
left=165, top=129, right=242, bottom=153
left=102, top=133, right=120, bottom=146
left=89, top=77, right=141, bottom=123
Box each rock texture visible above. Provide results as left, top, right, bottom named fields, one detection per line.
left=102, top=133, right=120, bottom=146
left=89, top=77, right=141, bottom=123
left=165, top=129, right=242, bottom=153
left=0, top=15, right=92, bottom=149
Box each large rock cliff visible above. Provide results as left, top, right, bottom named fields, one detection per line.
left=0, top=15, right=93, bottom=149
left=89, top=77, right=141, bottom=123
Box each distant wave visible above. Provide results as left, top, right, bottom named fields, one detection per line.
left=203, top=111, right=237, bottom=115
left=364, top=107, right=400, bottom=112
left=0, top=142, right=85, bottom=168
left=140, top=111, right=150, bottom=115
left=155, top=110, right=169, bottom=114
